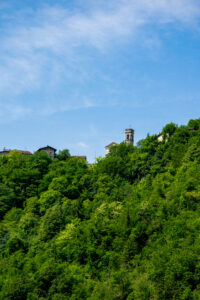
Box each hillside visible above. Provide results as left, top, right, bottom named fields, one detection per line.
left=0, top=119, right=200, bottom=300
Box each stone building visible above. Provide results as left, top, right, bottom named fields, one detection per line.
left=105, top=128, right=134, bottom=155
left=0, top=149, right=10, bottom=156
left=37, top=146, right=57, bottom=159
left=0, top=148, right=32, bottom=156
left=125, top=128, right=134, bottom=145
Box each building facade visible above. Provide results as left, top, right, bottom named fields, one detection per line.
left=105, top=142, right=119, bottom=155
left=37, top=146, right=57, bottom=159
left=105, top=128, right=135, bottom=155
left=0, top=149, right=32, bottom=156
left=125, top=128, right=134, bottom=145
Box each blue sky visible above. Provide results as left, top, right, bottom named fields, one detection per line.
left=0, top=0, right=200, bottom=161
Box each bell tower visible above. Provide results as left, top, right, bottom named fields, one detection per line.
left=125, top=128, right=134, bottom=145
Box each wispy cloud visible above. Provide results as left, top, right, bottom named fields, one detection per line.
left=39, top=97, right=98, bottom=116
left=77, top=142, right=89, bottom=149
left=4, top=0, right=199, bottom=53
left=0, top=102, right=31, bottom=123
left=0, top=0, right=199, bottom=120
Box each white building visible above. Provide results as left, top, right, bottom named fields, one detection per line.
left=105, top=142, right=119, bottom=155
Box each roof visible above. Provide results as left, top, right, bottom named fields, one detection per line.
left=37, top=145, right=57, bottom=151
left=0, top=149, right=32, bottom=155
left=105, top=142, right=119, bottom=148
left=17, top=150, right=32, bottom=155
left=125, top=128, right=134, bottom=132
left=0, top=149, right=10, bottom=153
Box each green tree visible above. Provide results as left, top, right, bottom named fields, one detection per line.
left=57, top=149, right=70, bottom=161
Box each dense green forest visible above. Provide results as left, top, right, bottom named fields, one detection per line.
left=0, top=119, right=200, bottom=300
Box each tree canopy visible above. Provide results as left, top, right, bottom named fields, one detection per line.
left=0, top=119, right=200, bottom=299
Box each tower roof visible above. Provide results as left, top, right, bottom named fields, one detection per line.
left=125, top=128, right=134, bottom=131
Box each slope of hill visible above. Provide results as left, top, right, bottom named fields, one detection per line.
left=0, top=119, right=200, bottom=300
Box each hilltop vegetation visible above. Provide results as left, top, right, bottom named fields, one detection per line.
left=0, top=119, right=200, bottom=300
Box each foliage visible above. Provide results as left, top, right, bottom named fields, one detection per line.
left=0, top=119, right=200, bottom=299
left=57, top=149, right=70, bottom=161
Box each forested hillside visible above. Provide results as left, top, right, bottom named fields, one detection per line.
left=0, top=119, right=200, bottom=300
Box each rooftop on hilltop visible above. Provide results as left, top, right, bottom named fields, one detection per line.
left=0, top=149, right=32, bottom=156
left=37, top=145, right=57, bottom=159
left=105, top=142, right=119, bottom=148
left=37, top=145, right=57, bottom=151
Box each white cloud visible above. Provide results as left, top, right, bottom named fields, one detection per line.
left=0, top=0, right=199, bottom=119
left=5, top=0, right=199, bottom=53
